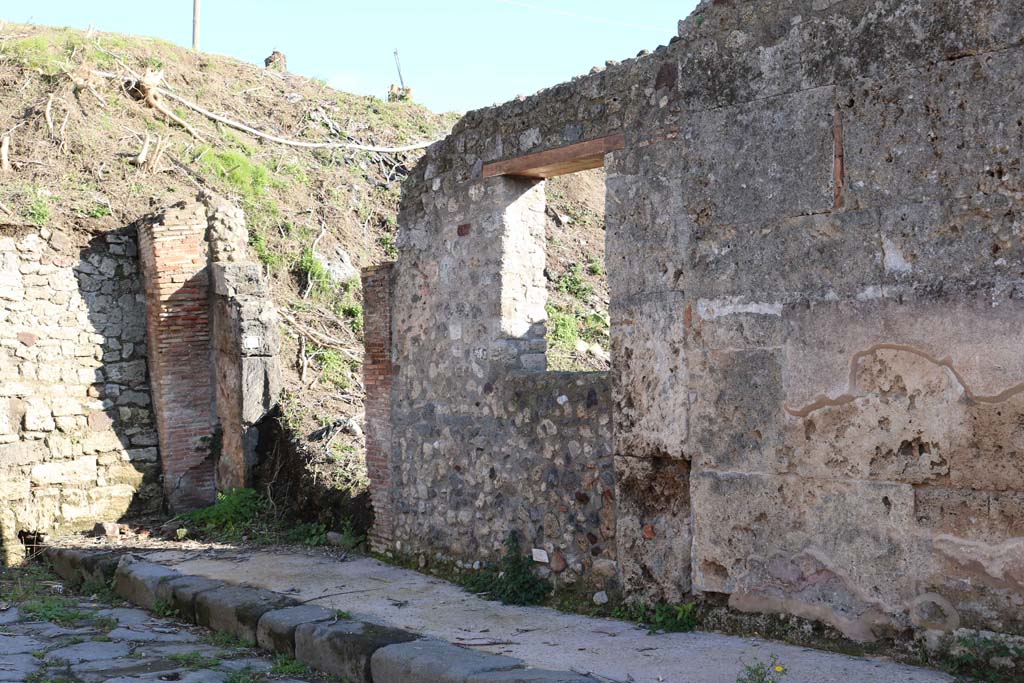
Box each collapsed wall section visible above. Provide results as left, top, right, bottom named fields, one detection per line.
left=381, top=0, right=1024, bottom=642
left=0, top=225, right=160, bottom=564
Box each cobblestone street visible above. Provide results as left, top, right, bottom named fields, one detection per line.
left=0, top=565, right=330, bottom=683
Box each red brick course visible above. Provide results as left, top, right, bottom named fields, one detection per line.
left=138, top=203, right=217, bottom=511
left=361, top=263, right=395, bottom=553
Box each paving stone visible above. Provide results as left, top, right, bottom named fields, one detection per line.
left=0, top=608, right=20, bottom=626
left=70, top=656, right=183, bottom=682
left=107, top=625, right=198, bottom=642
left=371, top=639, right=523, bottom=683
left=0, top=635, right=44, bottom=655
left=256, top=604, right=335, bottom=656
left=114, top=561, right=181, bottom=610
left=94, top=607, right=154, bottom=627
left=155, top=575, right=224, bottom=623
left=218, top=657, right=273, bottom=672
left=130, top=642, right=224, bottom=659
left=0, top=653, right=40, bottom=682
left=294, top=619, right=418, bottom=683
left=194, top=585, right=296, bottom=643
left=44, top=639, right=131, bottom=663
left=467, top=669, right=600, bottom=683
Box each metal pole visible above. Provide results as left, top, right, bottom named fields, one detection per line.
left=192, top=0, right=201, bottom=51
left=393, top=49, right=406, bottom=90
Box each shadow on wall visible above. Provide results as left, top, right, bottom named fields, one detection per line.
left=0, top=223, right=161, bottom=565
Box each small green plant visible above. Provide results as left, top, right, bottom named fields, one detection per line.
left=20, top=596, right=89, bottom=626
left=25, top=196, right=51, bottom=226
left=317, top=348, right=354, bottom=390
left=182, top=488, right=266, bottom=538
left=649, top=602, right=699, bottom=633
left=587, top=258, right=604, bottom=276
left=152, top=599, right=179, bottom=618
left=249, top=230, right=284, bottom=270
left=271, top=654, right=309, bottom=675
left=335, top=609, right=353, bottom=620
left=557, top=265, right=594, bottom=301
left=225, top=670, right=257, bottom=683
left=460, top=534, right=551, bottom=606
left=737, top=655, right=787, bottom=683
left=934, top=634, right=1024, bottom=682
left=197, top=147, right=270, bottom=199
left=286, top=521, right=328, bottom=547
left=297, top=246, right=333, bottom=299
left=379, top=232, right=398, bottom=259
left=546, top=304, right=579, bottom=350
left=86, top=203, right=111, bottom=218
left=202, top=629, right=251, bottom=648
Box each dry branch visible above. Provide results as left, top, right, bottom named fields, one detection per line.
left=0, top=134, right=10, bottom=174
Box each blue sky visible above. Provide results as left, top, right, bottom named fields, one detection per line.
left=7, top=1, right=697, bottom=113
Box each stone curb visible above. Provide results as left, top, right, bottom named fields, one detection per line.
left=43, top=546, right=600, bottom=683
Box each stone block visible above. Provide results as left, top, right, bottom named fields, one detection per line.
left=47, top=547, right=88, bottom=583
left=370, top=639, right=523, bottom=683
left=256, top=604, right=336, bottom=656
left=113, top=560, right=180, bottom=610
left=31, top=456, right=97, bottom=486
left=155, top=576, right=225, bottom=623
left=194, top=585, right=297, bottom=643
left=294, top=619, right=417, bottom=683
left=467, top=670, right=599, bottom=683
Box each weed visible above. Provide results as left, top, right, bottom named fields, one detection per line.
left=86, top=203, right=111, bottom=218
left=587, top=258, right=604, bottom=276
left=92, top=634, right=112, bottom=642
left=80, top=578, right=115, bottom=604
left=20, top=596, right=89, bottom=626
left=650, top=602, right=699, bottom=633
left=557, top=265, right=594, bottom=301
left=297, top=247, right=333, bottom=298
left=271, top=653, right=308, bottom=674
left=249, top=230, right=284, bottom=270
left=379, top=232, right=398, bottom=259
left=25, top=195, right=51, bottom=226
left=286, top=521, right=328, bottom=547
left=151, top=600, right=179, bottom=619
left=933, top=634, right=1024, bottom=682
left=182, top=488, right=266, bottom=539
left=197, top=147, right=270, bottom=199
left=460, top=534, right=551, bottom=606
left=225, top=670, right=257, bottom=683
left=317, top=348, right=355, bottom=390
left=736, top=655, right=787, bottom=683
left=546, top=304, right=579, bottom=350
left=90, top=615, right=118, bottom=632
left=335, top=609, right=353, bottom=620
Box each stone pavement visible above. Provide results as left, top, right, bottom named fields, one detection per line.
left=0, top=583, right=327, bottom=683
left=136, top=547, right=954, bottom=683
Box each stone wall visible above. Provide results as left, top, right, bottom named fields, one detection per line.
left=376, top=0, right=1024, bottom=641
left=0, top=225, right=159, bottom=564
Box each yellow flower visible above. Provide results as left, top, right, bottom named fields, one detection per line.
left=774, top=665, right=785, bottom=672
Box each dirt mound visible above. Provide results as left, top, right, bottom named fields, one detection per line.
left=0, top=22, right=607, bottom=529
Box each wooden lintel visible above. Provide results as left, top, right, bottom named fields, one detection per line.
left=482, top=133, right=625, bottom=179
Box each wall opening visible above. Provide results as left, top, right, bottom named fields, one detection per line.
left=543, top=168, right=609, bottom=371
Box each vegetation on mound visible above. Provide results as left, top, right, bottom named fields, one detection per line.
left=179, top=488, right=364, bottom=549
left=0, top=22, right=459, bottom=529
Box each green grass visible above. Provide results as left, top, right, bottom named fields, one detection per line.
left=197, top=147, right=270, bottom=199
left=271, top=654, right=309, bottom=675
left=317, top=348, right=355, bottom=390
left=459, top=535, right=551, bottom=606
left=151, top=600, right=179, bottom=618
left=182, top=488, right=266, bottom=539
left=249, top=230, right=284, bottom=271
left=25, top=196, right=51, bottom=226
left=335, top=609, right=353, bottom=620
left=20, top=596, right=90, bottom=626
left=557, top=264, right=594, bottom=301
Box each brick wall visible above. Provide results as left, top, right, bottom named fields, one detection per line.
left=137, top=202, right=216, bottom=511
left=361, top=263, right=394, bottom=553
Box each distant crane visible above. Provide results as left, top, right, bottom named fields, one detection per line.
left=393, top=49, right=406, bottom=90
left=389, top=49, right=413, bottom=102
left=192, top=0, right=201, bottom=51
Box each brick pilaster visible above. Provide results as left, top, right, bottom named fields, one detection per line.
left=137, top=202, right=217, bottom=511
left=361, top=263, right=395, bottom=553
